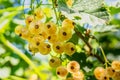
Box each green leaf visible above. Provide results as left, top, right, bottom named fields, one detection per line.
left=72, top=0, right=104, bottom=13
left=109, top=7, right=120, bottom=15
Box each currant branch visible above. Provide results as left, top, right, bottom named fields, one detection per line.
left=74, top=28, right=105, bottom=64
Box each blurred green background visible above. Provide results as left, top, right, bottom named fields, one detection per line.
left=0, top=0, right=120, bottom=80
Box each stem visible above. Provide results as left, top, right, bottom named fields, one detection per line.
left=0, top=35, right=42, bottom=78
left=9, top=75, right=26, bottom=80
left=52, top=0, right=58, bottom=24
left=99, top=46, right=108, bottom=68
left=74, top=28, right=105, bottom=64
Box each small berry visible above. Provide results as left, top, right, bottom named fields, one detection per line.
left=52, top=42, right=64, bottom=54
left=67, top=61, right=80, bottom=73
left=56, top=66, right=68, bottom=78
left=72, top=71, right=84, bottom=80
left=106, top=67, right=115, bottom=77
left=64, top=42, right=76, bottom=56
left=49, top=56, right=61, bottom=68
left=38, top=42, right=51, bottom=55
left=25, top=15, right=34, bottom=26
left=28, top=43, right=39, bottom=54
left=34, top=8, right=44, bottom=19
left=112, top=71, right=120, bottom=80
left=58, top=27, right=72, bottom=42
left=112, top=60, right=120, bottom=71
left=47, top=34, right=59, bottom=43
left=62, top=19, right=74, bottom=29
left=66, top=0, right=74, bottom=8
left=94, top=67, right=105, bottom=79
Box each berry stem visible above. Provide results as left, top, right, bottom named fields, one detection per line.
left=52, top=0, right=59, bottom=24
left=99, top=46, right=108, bottom=68
left=74, top=28, right=105, bottom=64
left=0, top=35, right=42, bottom=78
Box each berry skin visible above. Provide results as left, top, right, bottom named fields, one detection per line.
left=62, top=19, right=75, bottom=29
left=30, top=35, right=44, bottom=47
left=66, top=0, right=74, bottom=8
left=72, top=71, right=84, bottom=80
left=28, top=20, right=44, bottom=35
left=25, top=15, right=34, bottom=26
left=45, top=22, right=57, bottom=35
left=112, top=60, right=120, bottom=71
left=38, top=42, right=51, bottom=55
left=112, top=71, right=120, bottom=80
left=67, top=61, right=80, bottom=73
left=99, top=72, right=110, bottom=80
left=58, top=27, right=72, bottom=42
left=52, top=42, right=64, bottom=54
left=28, top=43, right=39, bottom=54
left=94, top=67, right=105, bottom=79
left=34, top=8, right=44, bottom=19
left=15, top=26, right=30, bottom=40
left=56, top=66, right=68, bottom=78
left=64, top=42, right=76, bottom=56
left=47, top=34, right=59, bottom=43
left=49, top=56, right=61, bottom=68
left=106, top=67, right=115, bottom=77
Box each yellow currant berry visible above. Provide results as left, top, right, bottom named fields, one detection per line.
left=66, top=0, right=74, bottom=8
left=52, top=42, right=64, bottom=54
left=64, top=42, right=76, bottom=56
left=67, top=61, right=80, bottom=73
left=47, top=34, right=59, bottom=43
left=49, top=56, right=61, bottom=68
left=15, top=25, right=23, bottom=35
left=30, top=35, right=44, bottom=47
left=29, top=20, right=44, bottom=35
left=56, top=66, right=68, bottom=78
left=99, top=73, right=110, bottom=80
left=62, top=19, right=75, bottom=29
left=25, top=15, right=34, bottom=26
left=45, top=22, right=57, bottom=35
left=58, top=27, right=72, bottom=42
left=106, top=67, right=115, bottom=77
left=38, top=42, right=51, bottom=55
left=112, top=71, right=120, bottom=80
left=94, top=67, right=105, bottom=79
left=72, top=71, right=84, bottom=80
left=112, top=60, right=120, bottom=71
left=28, top=43, right=39, bottom=54
left=39, top=31, right=48, bottom=40
left=34, top=8, right=44, bottom=20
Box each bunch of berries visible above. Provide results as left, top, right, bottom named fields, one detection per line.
left=94, top=60, right=120, bottom=80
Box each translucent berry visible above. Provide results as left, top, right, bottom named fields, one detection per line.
left=49, top=56, right=61, bottom=68
left=47, top=34, right=59, bottom=43
left=66, top=0, right=74, bottom=8
left=39, top=31, right=48, bottom=40
left=62, top=19, right=75, bottom=29
left=112, top=71, right=120, bottom=80
left=64, top=42, right=76, bottom=56
left=45, top=22, right=57, bottom=35
left=94, top=67, right=105, bottom=79
left=28, top=43, right=39, bottom=54
left=38, top=42, right=51, bottom=55
left=106, top=67, right=115, bottom=77
left=34, top=8, right=44, bottom=19
left=30, top=35, right=44, bottom=47
left=52, top=42, right=64, bottom=54
left=56, top=66, right=68, bottom=78
left=112, top=60, right=120, bottom=71
left=58, top=27, right=72, bottom=42
left=25, top=15, right=34, bottom=26
left=99, top=72, right=110, bottom=80
left=29, top=20, right=44, bottom=35
left=15, top=25, right=23, bottom=35
left=72, top=71, right=84, bottom=80
left=67, top=61, right=80, bottom=73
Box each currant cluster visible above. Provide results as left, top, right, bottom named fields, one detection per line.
left=15, top=7, right=84, bottom=80
left=55, top=61, right=84, bottom=80
left=15, top=7, right=76, bottom=56
left=94, top=60, right=120, bottom=80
